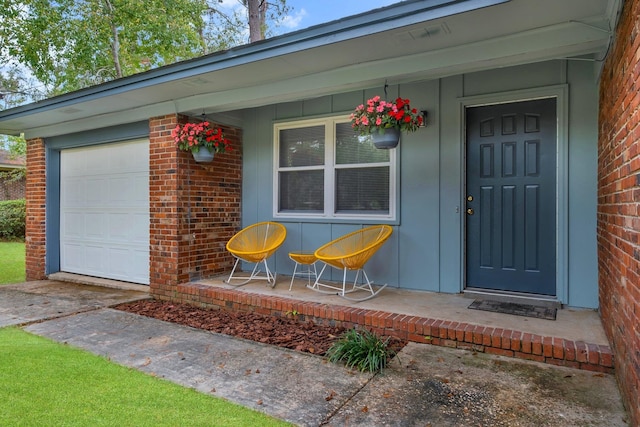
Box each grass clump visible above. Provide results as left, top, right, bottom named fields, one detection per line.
left=326, top=327, right=397, bottom=373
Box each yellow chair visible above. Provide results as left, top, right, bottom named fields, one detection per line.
left=311, top=225, right=393, bottom=301
left=225, top=222, right=287, bottom=287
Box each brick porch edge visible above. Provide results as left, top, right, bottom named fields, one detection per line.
left=167, top=283, right=614, bottom=374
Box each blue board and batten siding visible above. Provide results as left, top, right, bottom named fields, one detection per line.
left=241, top=59, right=599, bottom=308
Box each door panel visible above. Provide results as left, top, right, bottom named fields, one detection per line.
left=465, top=99, right=556, bottom=295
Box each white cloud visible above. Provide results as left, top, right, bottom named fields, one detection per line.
left=280, top=9, right=308, bottom=29
left=218, top=0, right=239, bottom=9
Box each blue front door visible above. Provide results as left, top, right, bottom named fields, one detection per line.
left=465, top=98, right=557, bottom=296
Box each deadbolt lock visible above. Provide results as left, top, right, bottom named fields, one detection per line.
left=467, top=195, right=473, bottom=202
left=466, top=208, right=474, bottom=215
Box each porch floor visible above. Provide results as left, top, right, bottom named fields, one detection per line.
left=192, top=275, right=613, bottom=372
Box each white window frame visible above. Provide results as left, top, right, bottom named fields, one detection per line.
left=273, top=115, right=397, bottom=221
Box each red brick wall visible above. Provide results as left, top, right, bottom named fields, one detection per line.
left=24, top=138, right=47, bottom=281
left=148, top=114, right=242, bottom=298
left=598, top=0, right=640, bottom=422
left=0, top=175, right=25, bottom=200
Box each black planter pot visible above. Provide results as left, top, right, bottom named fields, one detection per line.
left=370, top=128, right=401, bottom=149
left=191, top=148, right=215, bottom=163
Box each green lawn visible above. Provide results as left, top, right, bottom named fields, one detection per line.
left=0, top=241, right=25, bottom=284
left=0, top=327, right=290, bottom=426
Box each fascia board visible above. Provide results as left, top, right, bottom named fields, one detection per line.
left=23, top=19, right=607, bottom=139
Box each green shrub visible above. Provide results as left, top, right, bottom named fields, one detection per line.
left=326, top=328, right=397, bottom=373
left=0, top=199, right=26, bottom=240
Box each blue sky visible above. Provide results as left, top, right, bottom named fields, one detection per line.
left=278, top=1, right=401, bottom=32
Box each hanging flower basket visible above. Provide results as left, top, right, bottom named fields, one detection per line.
left=172, top=120, right=232, bottom=163
left=350, top=96, right=423, bottom=149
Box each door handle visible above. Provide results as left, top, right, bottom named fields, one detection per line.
left=466, top=208, right=474, bottom=215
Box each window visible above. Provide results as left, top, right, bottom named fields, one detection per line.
left=274, top=116, right=396, bottom=220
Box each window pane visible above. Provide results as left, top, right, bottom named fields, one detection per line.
left=336, top=167, right=389, bottom=213
left=335, top=122, right=389, bottom=165
left=279, top=126, right=325, bottom=167
left=279, top=170, right=324, bottom=211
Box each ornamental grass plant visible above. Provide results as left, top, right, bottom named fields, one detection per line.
left=326, top=327, right=397, bottom=373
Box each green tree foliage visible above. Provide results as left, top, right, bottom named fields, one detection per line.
left=0, top=0, right=291, bottom=96
left=0, top=69, right=27, bottom=181
left=2, top=0, right=209, bottom=94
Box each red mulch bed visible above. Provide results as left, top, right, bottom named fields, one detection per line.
left=116, top=299, right=404, bottom=356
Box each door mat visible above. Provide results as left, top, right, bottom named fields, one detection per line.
left=468, top=299, right=557, bottom=321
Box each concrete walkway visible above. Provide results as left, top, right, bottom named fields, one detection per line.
left=1, top=281, right=629, bottom=426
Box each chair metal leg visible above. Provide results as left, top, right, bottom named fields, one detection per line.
left=224, top=257, right=277, bottom=287
left=261, top=259, right=277, bottom=288
left=339, top=268, right=388, bottom=302
left=307, top=263, right=343, bottom=294
left=289, top=262, right=299, bottom=291
left=290, top=261, right=318, bottom=291
left=307, top=263, right=387, bottom=301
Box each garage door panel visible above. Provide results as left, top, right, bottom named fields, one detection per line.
left=107, top=212, right=148, bottom=243
left=108, top=174, right=148, bottom=206
left=129, top=213, right=149, bottom=242
left=108, top=213, right=130, bottom=239
left=107, top=248, right=131, bottom=275
left=105, top=247, right=148, bottom=283
left=85, top=213, right=106, bottom=238
left=109, top=176, right=132, bottom=203
left=85, top=151, right=107, bottom=173
left=62, top=179, right=85, bottom=206
left=130, top=250, right=149, bottom=282
left=64, top=150, right=86, bottom=173
left=133, top=175, right=149, bottom=203
left=109, top=141, right=147, bottom=173
left=60, top=139, right=149, bottom=285
left=64, top=213, right=84, bottom=238
left=88, top=178, right=107, bottom=202
left=84, top=245, right=105, bottom=272
left=62, top=244, right=84, bottom=269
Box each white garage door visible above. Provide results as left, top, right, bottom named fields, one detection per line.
left=60, top=139, right=150, bottom=284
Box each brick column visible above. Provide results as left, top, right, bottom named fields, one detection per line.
left=25, top=138, right=46, bottom=281
left=598, top=0, right=640, bottom=423
left=148, top=115, right=242, bottom=299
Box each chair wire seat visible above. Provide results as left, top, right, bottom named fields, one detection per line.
left=310, top=225, right=393, bottom=301
left=224, top=222, right=287, bottom=287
